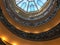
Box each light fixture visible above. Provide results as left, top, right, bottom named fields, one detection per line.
left=12, top=43, right=17, bottom=45
left=1, top=37, right=6, bottom=41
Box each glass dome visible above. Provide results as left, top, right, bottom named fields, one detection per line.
left=2, top=0, right=57, bottom=26
left=6, top=0, right=50, bottom=20
left=15, top=0, right=47, bottom=12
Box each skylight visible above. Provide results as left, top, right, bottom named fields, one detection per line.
left=15, top=0, right=47, bottom=12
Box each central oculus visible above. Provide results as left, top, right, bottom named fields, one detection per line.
left=15, top=0, right=47, bottom=12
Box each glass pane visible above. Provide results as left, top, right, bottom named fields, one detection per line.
left=15, top=0, right=47, bottom=12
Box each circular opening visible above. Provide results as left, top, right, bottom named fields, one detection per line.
left=9, top=0, right=50, bottom=20
left=3, top=0, right=57, bottom=27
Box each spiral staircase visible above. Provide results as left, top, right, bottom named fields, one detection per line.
left=0, top=0, right=60, bottom=45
